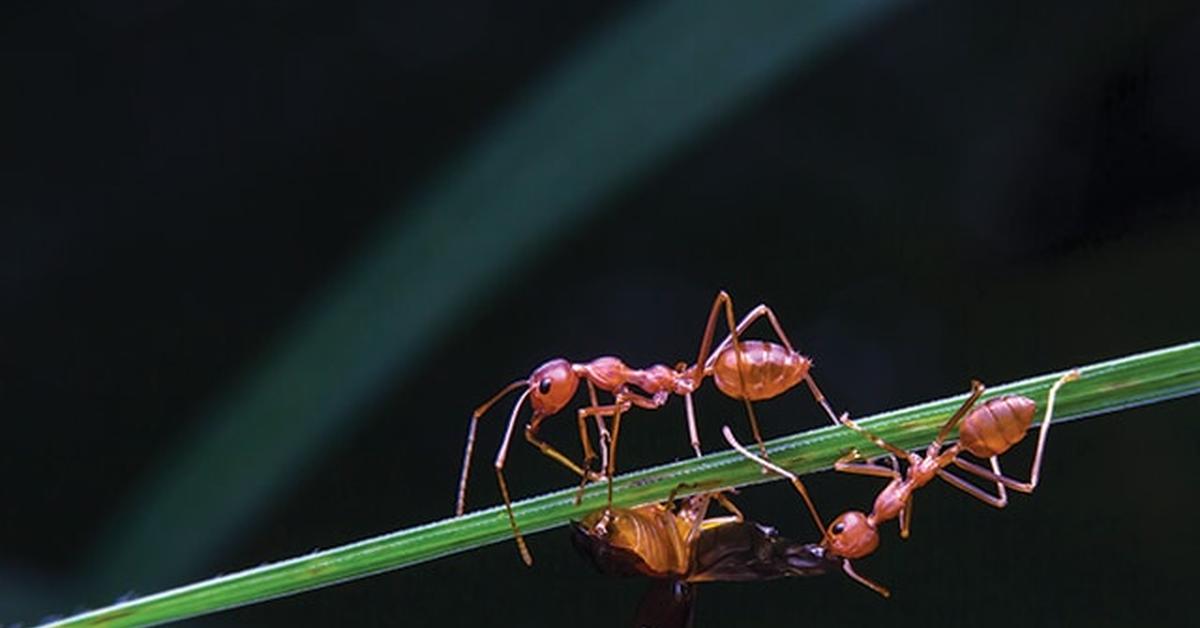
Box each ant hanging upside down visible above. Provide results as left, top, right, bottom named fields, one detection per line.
left=724, top=369, right=1079, bottom=596
left=456, top=291, right=842, bottom=565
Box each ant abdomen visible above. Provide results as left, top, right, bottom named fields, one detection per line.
left=958, top=394, right=1037, bottom=458
left=711, top=341, right=812, bottom=401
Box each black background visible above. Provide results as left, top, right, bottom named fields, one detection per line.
left=3, top=1, right=1199, bottom=626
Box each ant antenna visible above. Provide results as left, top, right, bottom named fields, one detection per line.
left=842, top=559, right=890, bottom=598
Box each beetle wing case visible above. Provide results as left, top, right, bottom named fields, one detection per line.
left=688, top=521, right=836, bottom=582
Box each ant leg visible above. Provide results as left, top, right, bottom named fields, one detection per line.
left=586, top=380, right=611, bottom=472
left=802, top=373, right=841, bottom=427
left=605, top=401, right=629, bottom=508
left=702, top=304, right=793, bottom=370
left=572, top=382, right=611, bottom=505
left=931, top=381, right=986, bottom=448
left=722, top=426, right=828, bottom=541
left=572, top=411, right=599, bottom=506
left=685, top=392, right=702, bottom=457
left=836, top=413, right=912, bottom=460
left=523, top=414, right=591, bottom=479
left=457, top=379, right=526, bottom=516
left=457, top=415, right=481, bottom=516
left=722, top=296, right=768, bottom=457
left=833, top=448, right=902, bottom=480
left=842, top=560, right=891, bottom=598
left=689, top=291, right=734, bottom=387
left=899, top=495, right=913, bottom=539
left=576, top=413, right=599, bottom=474
left=935, top=458, right=1009, bottom=508
left=494, top=469, right=533, bottom=566
left=493, top=388, right=535, bottom=566
left=742, top=399, right=769, bottom=460
left=950, top=455, right=1009, bottom=505
left=690, top=291, right=768, bottom=457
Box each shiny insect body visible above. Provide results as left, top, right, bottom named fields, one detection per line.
left=572, top=491, right=837, bottom=628
left=724, top=370, right=1079, bottom=596
left=457, top=291, right=840, bottom=565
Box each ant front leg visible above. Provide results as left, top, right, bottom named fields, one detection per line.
left=524, top=418, right=591, bottom=480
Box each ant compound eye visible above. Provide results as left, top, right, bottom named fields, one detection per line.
left=538, top=378, right=553, bottom=395
left=832, top=522, right=845, bottom=535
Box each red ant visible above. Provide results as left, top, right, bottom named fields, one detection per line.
left=456, top=291, right=840, bottom=565
left=723, top=370, right=1079, bottom=596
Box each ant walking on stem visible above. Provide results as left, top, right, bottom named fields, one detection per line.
left=456, top=291, right=842, bottom=565
left=723, top=369, right=1080, bottom=596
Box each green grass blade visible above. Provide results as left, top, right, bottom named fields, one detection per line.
left=45, top=340, right=1200, bottom=627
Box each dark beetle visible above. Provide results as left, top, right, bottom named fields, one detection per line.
left=571, top=492, right=837, bottom=628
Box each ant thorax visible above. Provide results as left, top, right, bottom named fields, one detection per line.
left=871, top=478, right=909, bottom=524
left=627, top=364, right=692, bottom=397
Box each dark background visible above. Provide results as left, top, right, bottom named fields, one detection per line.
left=3, top=0, right=1199, bottom=626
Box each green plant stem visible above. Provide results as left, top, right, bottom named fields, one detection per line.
left=47, top=341, right=1200, bottom=627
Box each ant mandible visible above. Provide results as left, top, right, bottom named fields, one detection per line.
left=723, top=369, right=1079, bottom=596
left=456, top=291, right=841, bottom=565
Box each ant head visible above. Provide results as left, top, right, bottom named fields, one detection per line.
left=528, top=359, right=580, bottom=416
left=823, top=511, right=878, bottom=559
